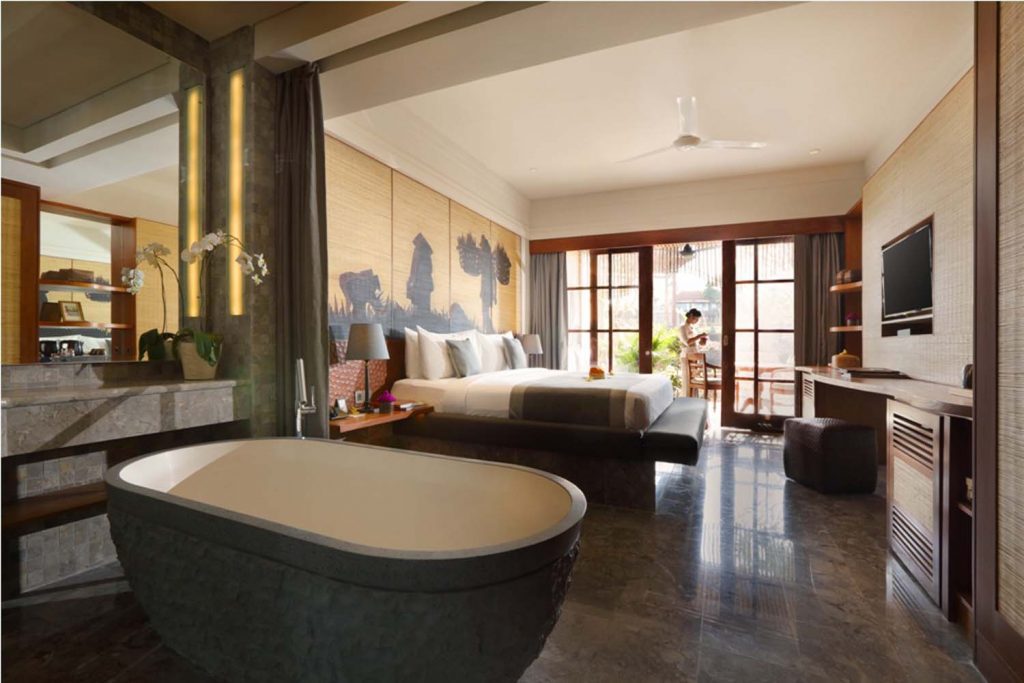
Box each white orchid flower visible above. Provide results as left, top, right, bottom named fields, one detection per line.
left=181, top=248, right=198, bottom=264
left=121, top=267, right=145, bottom=295
left=235, top=252, right=255, bottom=275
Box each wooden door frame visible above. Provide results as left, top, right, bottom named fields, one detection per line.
left=973, top=3, right=1024, bottom=681
left=585, top=246, right=652, bottom=373
left=2, top=179, right=41, bottom=364
left=720, top=238, right=796, bottom=430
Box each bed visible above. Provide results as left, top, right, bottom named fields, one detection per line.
left=357, top=333, right=706, bottom=510
left=393, top=368, right=675, bottom=431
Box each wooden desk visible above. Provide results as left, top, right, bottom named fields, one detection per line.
left=329, top=406, right=433, bottom=440
left=795, top=366, right=972, bottom=419
left=795, top=366, right=973, bottom=630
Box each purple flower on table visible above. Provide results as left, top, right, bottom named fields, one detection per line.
left=378, top=390, right=396, bottom=404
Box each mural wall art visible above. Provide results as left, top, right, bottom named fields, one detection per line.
left=325, top=137, right=522, bottom=405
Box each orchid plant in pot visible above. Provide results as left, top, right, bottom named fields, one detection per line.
left=122, top=242, right=181, bottom=362
left=122, top=230, right=268, bottom=381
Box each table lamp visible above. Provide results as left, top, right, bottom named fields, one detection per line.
left=521, top=334, right=543, bottom=367
left=345, top=323, right=390, bottom=412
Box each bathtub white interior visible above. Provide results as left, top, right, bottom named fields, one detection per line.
left=110, top=438, right=587, bottom=557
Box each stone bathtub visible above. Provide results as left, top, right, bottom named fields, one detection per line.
left=105, top=438, right=586, bottom=682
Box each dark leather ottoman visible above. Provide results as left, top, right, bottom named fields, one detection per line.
left=783, top=418, right=877, bottom=494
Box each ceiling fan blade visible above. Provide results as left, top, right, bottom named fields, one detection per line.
left=617, top=145, right=676, bottom=163
left=676, top=95, right=698, bottom=136
left=697, top=139, right=767, bottom=150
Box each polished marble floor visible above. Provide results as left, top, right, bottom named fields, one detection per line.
left=3, top=431, right=979, bottom=682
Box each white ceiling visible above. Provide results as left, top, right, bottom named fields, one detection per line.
left=334, top=2, right=973, bottom=200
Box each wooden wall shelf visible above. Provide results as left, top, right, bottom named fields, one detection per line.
left=830, top=325, right=863, bottom=333
left=830, top=281, right=863, bottom=294
left=39, top=321, right=131, bottom=330
left=39, top=278, right=129, bottom=294
left=2, top=482, right=107, bottom=535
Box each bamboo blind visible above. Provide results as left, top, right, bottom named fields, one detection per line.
left=2, top=196, right=21, bottom=363
left=997, top=2, right=1024, bottom=636
left=134, top=218, right=180, bottom=335
left=861, top=72, right=974, bottom=385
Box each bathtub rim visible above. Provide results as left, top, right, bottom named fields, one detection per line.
left=105, top=437, right=587, bottom=565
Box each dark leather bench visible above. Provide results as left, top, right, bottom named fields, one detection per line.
left=381, top=397, right=707, bottom=510
left=641, top=397, right=707, bottom=465
left=783, top=417, right=877, bottom=494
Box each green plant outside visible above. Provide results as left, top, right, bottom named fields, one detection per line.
left=614, top=326, right=684, bottom=390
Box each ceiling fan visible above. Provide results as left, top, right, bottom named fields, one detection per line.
left=621, top=96, right=767, bottom=163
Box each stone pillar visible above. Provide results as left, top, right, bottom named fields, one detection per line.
left=201, top=28, right=279, bottom=436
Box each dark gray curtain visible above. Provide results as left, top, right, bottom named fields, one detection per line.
left=794, top=233, right=843, bottom=366
left=529, top=253, right=568, bottom=369
left=274, top=63, right=329, bottom=437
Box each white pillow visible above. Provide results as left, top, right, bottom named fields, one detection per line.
left=404, top=328, right=422, bottom=379
left=416, top=326, right=480, bottom=380
left=475, top=330, right=513, bottom=373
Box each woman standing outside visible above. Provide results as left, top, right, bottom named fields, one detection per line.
left=679, top=308, right=708, bottom=396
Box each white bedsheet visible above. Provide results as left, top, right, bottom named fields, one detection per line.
left=392, top=369, right=674, bottom=431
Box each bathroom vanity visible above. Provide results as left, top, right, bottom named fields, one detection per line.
left=1, top=361, right=249, bottom=597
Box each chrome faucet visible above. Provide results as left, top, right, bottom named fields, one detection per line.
left=295, top=358, right=317, bottom=438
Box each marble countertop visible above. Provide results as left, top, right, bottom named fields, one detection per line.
left=1, top=379, right=243, bottom=408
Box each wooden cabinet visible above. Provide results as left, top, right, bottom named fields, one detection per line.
left=887, top=400, right=943, bottom=604
left=887, top=399, right=973, bottom=624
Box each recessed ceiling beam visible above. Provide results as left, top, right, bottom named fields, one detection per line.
left=317, top=2, right=791, bottom=119
left=255, top=2, right=477, bottom=73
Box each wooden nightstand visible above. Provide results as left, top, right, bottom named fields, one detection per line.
left=329, top=405, right=433, bottom=441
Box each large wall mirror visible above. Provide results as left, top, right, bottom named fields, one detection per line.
left=1, top=2, right=202, bottom=364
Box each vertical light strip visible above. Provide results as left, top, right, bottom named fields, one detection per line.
left=228, top=69, right=245, bottom=316
left=185, top=86, right=202, bottom=318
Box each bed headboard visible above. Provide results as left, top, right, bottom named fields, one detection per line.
left=385, top=336, right=406, bottom=387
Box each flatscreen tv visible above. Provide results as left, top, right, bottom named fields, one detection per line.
left=881, top=220, right=933, bottom=321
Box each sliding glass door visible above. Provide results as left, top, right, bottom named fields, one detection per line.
left=722, top=238, right=796, bottom=429
left=567, top=248, right=651, bottom=373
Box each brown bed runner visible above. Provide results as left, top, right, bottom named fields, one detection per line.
left=508, top=374, right=648, bottom=429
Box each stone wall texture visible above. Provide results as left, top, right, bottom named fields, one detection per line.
left=111, top=506, right=579, bottom=682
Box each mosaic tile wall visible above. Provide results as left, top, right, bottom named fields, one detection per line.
left=18, top=516, right=116, bottom=593
left=16, top=451, right=104, bottom=497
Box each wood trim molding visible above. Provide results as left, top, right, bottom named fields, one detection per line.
left=972, top=3, right=1024, bottom=680
left=2, top=179, right=41, bottom=364
left=528, top=215, right=845, bottom=254
left=39, top=200, right=133, bottom=224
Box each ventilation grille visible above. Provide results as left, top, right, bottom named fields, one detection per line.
left=802, top=377, right=814, bottom=400
left=892, top=412, right=935, bottom=470
left=892, top=505, right=934, bottom=580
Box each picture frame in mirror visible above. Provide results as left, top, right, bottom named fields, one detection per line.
left=58, top=301, right=85, bottom=322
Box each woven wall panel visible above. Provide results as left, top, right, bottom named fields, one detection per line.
left=450, top=201, right=489, bottom=329
left=392, top=172, right=451, bottom=332
left=325, top=137, right=393, bottom=338
left=892, top=457, right=934, bottom=534
left=862, top=72, right=974, bottom=385
left=491, top=221, right=521, bottom=334
left=997, top=2, right=1024, bottom=636
left=2, top=196, right=21, bottom=363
